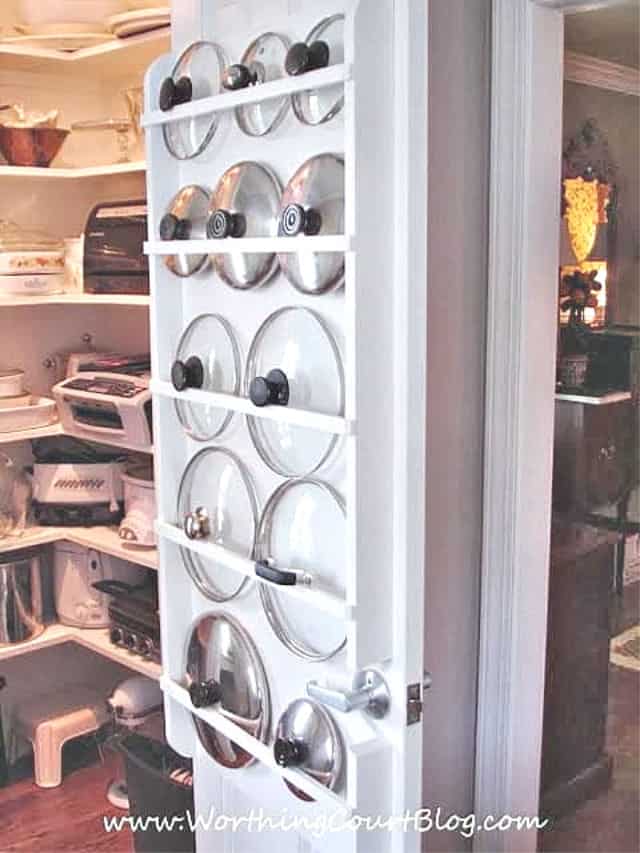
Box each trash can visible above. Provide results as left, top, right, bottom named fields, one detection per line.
left=119, top=734, right=195, bottom=853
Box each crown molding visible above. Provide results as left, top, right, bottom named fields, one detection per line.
left=565, top=50, right=640, bottom=96
left=535, top=0, right=637, bottom=11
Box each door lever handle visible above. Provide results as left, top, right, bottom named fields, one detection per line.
left=306, top=668, right=390, bottom=718
left=255, top=559, right=312, bottom=587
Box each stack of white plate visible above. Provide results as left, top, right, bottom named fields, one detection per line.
left=107, top=6, right=170, bottom=39
left=0, top=369, right=58, bottom=433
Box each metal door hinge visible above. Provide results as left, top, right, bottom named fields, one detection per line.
left=406, top=671, right=432, bottom=726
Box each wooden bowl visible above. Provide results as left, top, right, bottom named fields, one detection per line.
left=0, top=126, right=69, bottom=168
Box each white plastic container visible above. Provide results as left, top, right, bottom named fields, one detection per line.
left=0, top=368, right=25, bottom=398
left=0, top=396, right=57, bottom=434
left=119, top=464, right=156, bottom=548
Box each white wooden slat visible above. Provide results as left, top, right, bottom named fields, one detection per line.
left=144, top=236, right=352, bottom=255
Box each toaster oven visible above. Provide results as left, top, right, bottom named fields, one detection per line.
left=83, top=199, right=149, bottom=295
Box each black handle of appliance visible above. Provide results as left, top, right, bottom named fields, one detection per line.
left=249, top=369, right=289, bottom=408
left=92, top=580, right=139, bottom=597
left=159, top=75, right=193, bottom=112
left=206, top=209, right=247, bottom=239
left=274, top=737, right=307, bottom=768
left=255, top=560, right=298, bottom=587
left=222, top=63, right=259, bottom=91
left=171, top=356, right=204, bottom=392
left=189, top=679, right=222, bottom=709
left=279, top=203, right=322, bottom=237
left=159, top=213, right=192, bottom=242
left=285, top=40, right=330, bottom=76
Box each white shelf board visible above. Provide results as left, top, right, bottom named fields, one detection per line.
left=0, top=524, right=158, bottom=570
left=0, top=293, right=149, bottom=307
left=0, top=162, right=146, bottom=180
left=0, top=30, right=169, bottom=78
left=555, top=390, right=632, bottom=406
left=0, top=622, right=161, bottom=680
left=0, top=421, right=63, bottom=445
left=145, top=235, right=352, bottom=256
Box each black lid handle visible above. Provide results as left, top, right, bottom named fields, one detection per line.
left=285, top=40, right=330, bottom=76
left=159, top=213, right=192, bottom=241
left=255, top=559, right=298, bottom=587
left=249, top=369, right=289, bottom=407
left=222, top=63, right=259, bottom=91
left=171, top=356, right=204, bottom=391
left=280, top=203, right=322, bottom=237
left=207, top=209, right=247, bottom=239
left=274, top=737, right=307, bottom=768
left=159, top=75, right=193, bottom=112
left=189, top=679, right=222, bottom=709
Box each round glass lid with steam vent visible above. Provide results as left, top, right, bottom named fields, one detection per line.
left=160, top=41, right=226, bottom=160
left=177, top=448, right=257, bottom=602
left=257, top=479, right=347, bottom=661
left=186, top=612, right=270, bottom=769
left=207, top=161, right=282, bottom=290
left=278, top=154, right=344, bottom=295
left=222, top=32, right=291, bottom=137
left=245, top=307, right=344, bottom=477
left=286, top=14, right=345, bottom=127
left=172, top=314, right=240, bottom=441
left=274, top=698, right=343, bottom=801
left=160, top=185, right=210, bottom=278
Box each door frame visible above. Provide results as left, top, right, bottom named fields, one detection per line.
left=474, top=1, right=629, bottom=851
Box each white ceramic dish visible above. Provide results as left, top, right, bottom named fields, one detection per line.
left=0, top=393, right=31, bottom=410
left=0, top=396, right=57, bottom=433
left=0, top=33, right=116, bottom=51
left=0, top=369, right=25, bottom=398
left=107, top=8, right=169, bottom=38
left=0, top=272, right=64, bottom=297
left=18, top=0, right=126, bottom=33
left=0, top=251, right=64, bottom=276
left=126, top=0, right=167, bottom=9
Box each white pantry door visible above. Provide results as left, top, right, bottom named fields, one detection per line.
left=145, top=1, right=428, bottom=851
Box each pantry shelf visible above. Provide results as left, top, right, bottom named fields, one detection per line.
left=0, top=161, right=146, bottom=180
left=0, top=621, right=161, bottom=680
left=0, top=422, right=63, bottom=444
left=142, top=62, right=350, bottom=128
left=0, top=293, right=149, bottom=307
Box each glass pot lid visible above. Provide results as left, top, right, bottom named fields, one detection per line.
left=223, top=32, right=291, bottom=137
left=245, top=307, right=344, bottom=477
left=257, top=479, right=347, bottom=661
left=207, top=161, right=282, bottom=290
left=186, top=612, right=271, bottom=769
left=274, top=698, right=343, bottom=801
left=287, top=14, right=345, bottom=127
left=172, top=314, right=240, bottom=441
left=278, top=154, right=345, bottom=295
left=160, top=41, right=226, bottom=160
left=160, top=185, right=210, bottom=278
left=177, top=448, right=257, bottom=602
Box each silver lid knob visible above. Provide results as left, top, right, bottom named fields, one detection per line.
left=184, top=506, right=210, bottom=540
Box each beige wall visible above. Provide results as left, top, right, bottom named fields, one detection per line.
left=563, top=81, right=640, bottom=327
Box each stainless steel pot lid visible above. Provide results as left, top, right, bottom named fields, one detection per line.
left=274, top=698, right=343, bottom=801
left=160, top=185, right=210, bottom=278
left=245, top=307, right=344, bottom=476
left=177, top=448, right=256, bottom=602
left=278, top=154, right=345, bottom=295
left=186, top=612, right=271, bottom=769
left=172, top=314, right=240, bottom=440
left=223, top=32, right=291, bottom=137
left=160, top=41, right=226, bottom=160
left=207, top=161, right=281, bottom=290
left=257, top=479, right=346, bottom=661
left=287, top=15, right=345, bottom=127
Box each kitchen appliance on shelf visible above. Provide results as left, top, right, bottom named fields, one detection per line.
left=0, top=548, right=44, bottom=646
left=94, top=574, right=160, bottom=663
left=52, top=372, right=152, bottom=451
left=53, top=542, right=146, bottom=628
left=31, top=437, right=127, bottom=526
left=83, top=200, right=148, bottom=295
left=119, top=461, right=156, bottom=548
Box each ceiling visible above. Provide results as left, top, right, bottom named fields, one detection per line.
left=565, top=2, right=640, bottom=69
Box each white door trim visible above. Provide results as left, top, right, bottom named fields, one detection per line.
left=474, top=1, right=628, bottom=851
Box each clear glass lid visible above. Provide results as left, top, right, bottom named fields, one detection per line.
left=172, top=314, right=240, bottom=441
left=177, top=448, right=257, bottom=602
left=278, top=154, right=345, bottom=295
left=245, top=307, right=344, bottom=476
left=223, top=32, right=291, bottom=137
left=207, top=161, right=282, bottom=290
left=257, top=479, right=347, bottom=661
left=287, top=15, right=345, bottom=127
left=160, top=41, right=226, bottom=160
left=160, top=185, right=210, bottom=278
left=186, top=612, right=270, bottom=769
left=274, top=698, right=343, bottom=801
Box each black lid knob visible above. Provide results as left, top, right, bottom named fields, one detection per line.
left=207, top=209, right=247, bottom=239
left=159, top=213, right=192, bottom=241
left=222, top=63, right=259, bottom=91
left=189, top=679, right=222, bottom=709
left=172, top=356, right=204, bottom=391
left=249, top=369, right=289, bottom=407
left=285, top=40, right=330, bottom=76
left=274, top=737, right=307, bottom=768
left=280, top=203, right=322, bottom=237
left=159, top=75, right=193, bottom=112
